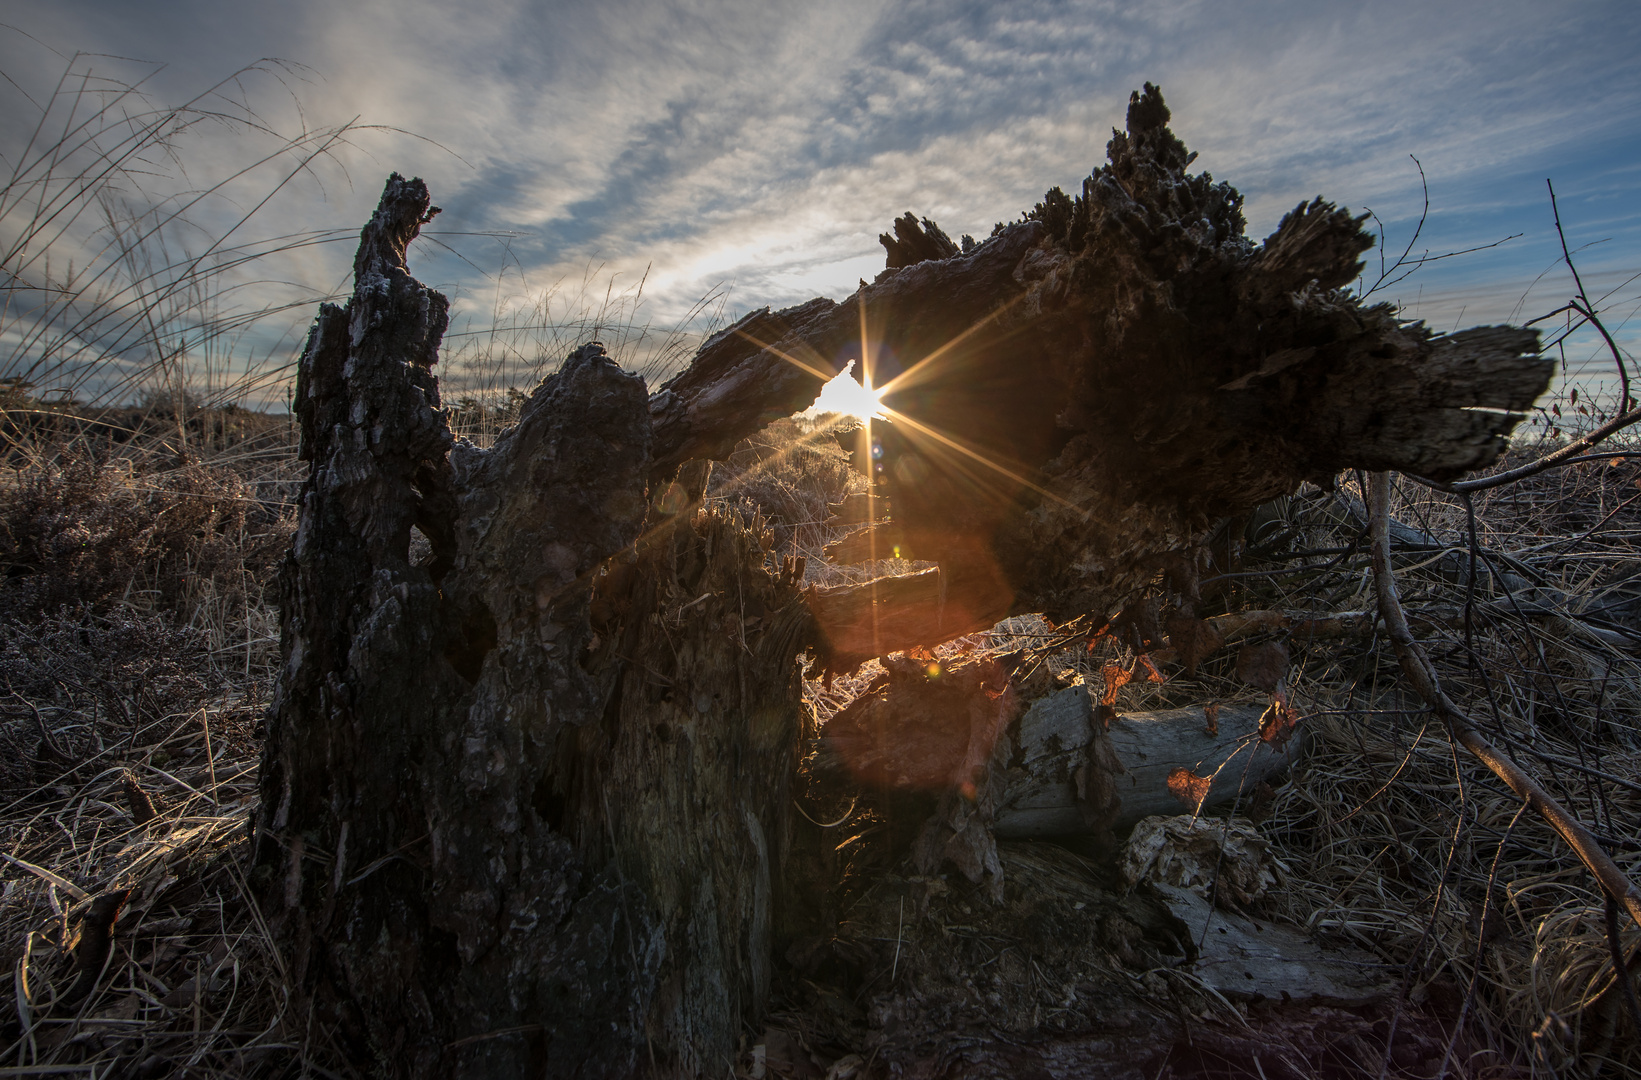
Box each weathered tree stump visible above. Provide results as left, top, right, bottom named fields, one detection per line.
left=256, top=176, right=805, bottom=1077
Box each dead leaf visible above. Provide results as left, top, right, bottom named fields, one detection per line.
left=1203, top=702, right=1219, bottom=737
left=63, top=888, right=131, bottom=1005
left=121, top=770, right=159, bottom=825
left=1236, top=640, right=1290, bottom=692
left=1258, top=693, right=1300, bottom=749
left=1166, top=767, right=1213, bottom=810
left=1136, top=653, right=1166, bottom=684
left=1100, top=663, right=1133, bottom=706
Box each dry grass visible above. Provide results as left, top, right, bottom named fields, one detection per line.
left=2, top=385, right=1640, bottom=1078
left=0, top=410, right=311, bottom=1078
left=1124, top=437, right=1641, bottom=1078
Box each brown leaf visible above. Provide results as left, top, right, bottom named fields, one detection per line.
left=1258, top=692, right=1300, bottom=749
left=1100, top=663, right=1133, bottom=706
left=1166, top=767, right=1213, bottom=810
left=120, top=771, right=158, bottom=825
left=1136, top=653, right=1166, bottom=684
left=1203, top=702, right=1220, bottom=737
left=1166, top=613, right=1225, bottom=673
left=63, top=888, right=131, bottom=1006
left=1236, top=640, right=1290, bottom=692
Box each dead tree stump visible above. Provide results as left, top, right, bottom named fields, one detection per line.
left=256, top=175, right=806, bottom=1077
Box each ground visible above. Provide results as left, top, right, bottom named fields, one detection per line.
left=0, top=402, right=1637, bottom=1078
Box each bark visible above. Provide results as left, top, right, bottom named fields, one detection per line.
left=653, top=85, right=1549, bottom=661
left=256, top=175, right=805, bottom=1078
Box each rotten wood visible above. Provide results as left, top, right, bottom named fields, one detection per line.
left=259, top=79, right=1559, bottom=1078
left=257, top=175, right=805, bottom=1078
left=818, top=675, right=1294, bottom=846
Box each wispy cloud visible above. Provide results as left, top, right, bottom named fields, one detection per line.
left=5, top=0, right=1639, bottom=398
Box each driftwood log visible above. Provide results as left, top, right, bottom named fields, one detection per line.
left=257, top=83, right=1550, bottom=1078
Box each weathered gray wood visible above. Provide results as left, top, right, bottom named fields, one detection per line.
left=1105, top=704, right=1293, bottom=825
left=821, top=679, right=1293, bottom=840
left=992, top=686, right=1288, bottom=836
left=1151, top=883, right=1396, bottom=1005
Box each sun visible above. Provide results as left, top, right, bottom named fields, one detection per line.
left=804, top=359, right=886, bottom=422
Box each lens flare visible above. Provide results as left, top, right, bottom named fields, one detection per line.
left=804, top=359, right=886, bottom=421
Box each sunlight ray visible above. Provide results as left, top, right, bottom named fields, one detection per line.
left=731, top=328, right=837, bottom=382
left=874, top=292, right=1030, bottom=398
left=879, top=405, right=1087, bottom=517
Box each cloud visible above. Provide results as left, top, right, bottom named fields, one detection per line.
left=4, top=0, right=1639, bottom=400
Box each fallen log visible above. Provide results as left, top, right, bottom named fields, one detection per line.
left=998, top=688, right=1290, bottom=835
left=653, top=84, right=1549, bottom=662
left=256, top=81, right=1553, bottom=1079
left=817, top=674, right=1295, bottom=841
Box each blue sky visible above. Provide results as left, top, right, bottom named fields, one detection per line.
left=3, top=0, right=1638, bottom=406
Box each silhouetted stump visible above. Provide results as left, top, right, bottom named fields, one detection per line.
left=257, top=176, right=804, bottom=1077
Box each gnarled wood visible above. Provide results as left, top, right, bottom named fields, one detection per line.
left=261, top=81, right=1554, bottom=1079
left=655, top=85, right=1549, bottom=653
left=257, top=176, right=804, bottom=1079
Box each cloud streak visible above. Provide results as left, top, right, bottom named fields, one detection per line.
left=5, top=0, right=1638, bottom=400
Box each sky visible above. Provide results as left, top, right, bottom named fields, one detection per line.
left=3, top=0, right=1638, bottom=408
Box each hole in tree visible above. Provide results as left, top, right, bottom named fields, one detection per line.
left=532, top=773, right=567, bottom=832
left=408, top=524, right=433, bottom=568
